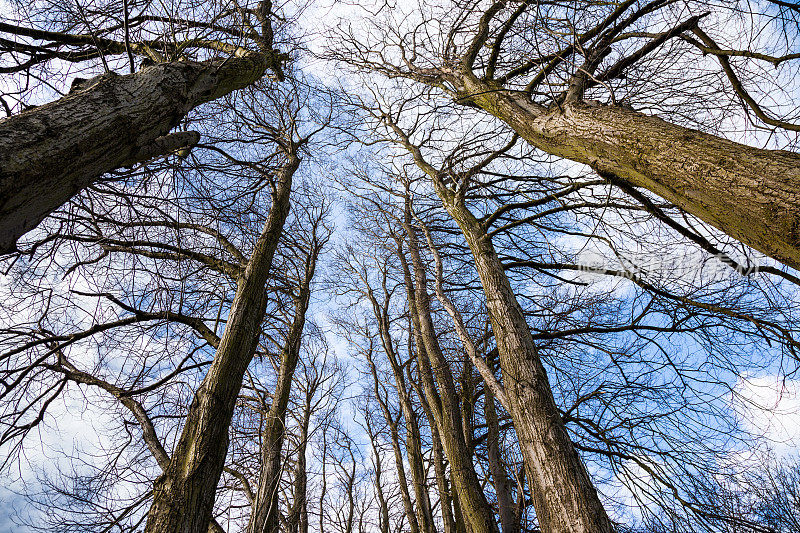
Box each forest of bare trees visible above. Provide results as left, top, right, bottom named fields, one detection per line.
left=2, top=1, right=800, bottom=532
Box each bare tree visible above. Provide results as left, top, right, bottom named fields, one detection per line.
left=248, top=193, right=331, bottom=533
left=330, top=0, right=800, bottom=270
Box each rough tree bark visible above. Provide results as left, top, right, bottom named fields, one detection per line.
left=0, top=49, right=281, bottom=254
left=387, top=120, right=614, bottom=532
left=447, top=68, right=800, bottom=271
left=440, top=188, right=614, bottom=533
left=143, top=153, right=299, bottom=533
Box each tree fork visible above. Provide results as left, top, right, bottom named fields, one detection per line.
left=0, top=51, right=280, bottom=253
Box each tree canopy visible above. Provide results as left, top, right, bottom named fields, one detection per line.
left=1, top=1, right=800, bottom=533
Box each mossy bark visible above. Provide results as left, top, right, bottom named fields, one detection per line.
left=143, top=154, right=298, bottom=533
left=454, top=69, right=800, bottom=271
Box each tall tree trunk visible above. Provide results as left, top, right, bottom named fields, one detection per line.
left=399, top=208, right=500, bottom=533
left=438, top=189, right=614, bottom=533
left=289, top=387, right=312, bottom=533
left=365, top=284, right=436, bottom=533
left=0, top=52, right=280, bottom=253
left=248, top=243, right=318, bottom=533
left=318, top=426, right=328, bottom=533
left=451, top=69, right=800, bottom=271
left=388, top=111, right=618, bottom=532
left=365, top=347, right=422, bottom=533
left=143, top=154, right=299, bottom=533
left=365, top=411, right=391, bottom=533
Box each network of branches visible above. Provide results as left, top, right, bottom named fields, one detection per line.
left=1, top=1, right=800, bottom=533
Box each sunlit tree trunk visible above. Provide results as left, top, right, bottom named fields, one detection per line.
left=451, top=69, right=800, bottom=271
left=438, top=185, right=614, bottom=533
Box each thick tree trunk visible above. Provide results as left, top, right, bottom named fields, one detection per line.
left=0, top=52, right=273, bottom=253
left=440, top=192, right=614, bottom=533
left=143, top=154, right=298, bottom=533
left=248, top=249, right=317, bottom=533
left=454, top=70, right=800, bottom=271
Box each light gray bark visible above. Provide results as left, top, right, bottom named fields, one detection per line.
left=0, top=52, right=276, bottom=253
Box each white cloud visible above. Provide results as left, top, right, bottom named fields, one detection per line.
left=734, top=374, right=800, bottom=457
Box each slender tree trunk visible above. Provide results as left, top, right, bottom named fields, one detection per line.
left=0, top=53, right=279, bottom=253
left=143, top=154, right=299, bottom=533
left=459, top=362, right=475, bottom=461
left=365, top=348, right=422, bottom=533
left=318, top=426, right=328, bottom=533
left=485, top=382, right=519, bottom=533
left=400, top=209, right=500, bottom=533
left=438, top=189, right=614, bottom=533
left=365, top=285, right=436, bottom=533
left=345, top=453, right=357, bottom=533
left=364, top=411, right=391, bottom=533
left=292, top=393, right=311, bottom=533
left=452, top=69, right=800, bottom=270
left=248, top=245, right=318, bottom=533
